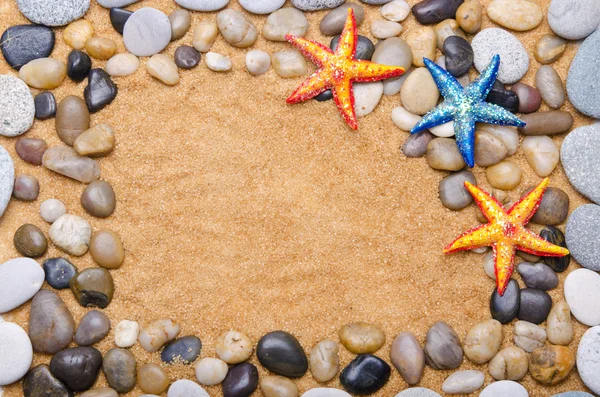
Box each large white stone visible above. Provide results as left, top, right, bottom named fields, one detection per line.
left=577, top=326, right=600, bottom=395
left=564, top=268, right=600, bottom=326
left=123, top=8, right=171, bottom=57
left=175, top=0, right=229, bottom=11
left=0, top=258, right=44, bottom=314
left=0, top=146, right=14, bottom=218
left=0, top=75, right=34, bottom=137
left=168, top=379, right=209, bottom=397
left=0, top=320, right=33, bottom=386
left=302, top=388, right=352, bottom=397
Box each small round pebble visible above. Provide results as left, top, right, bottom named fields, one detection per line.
left=257, top=330, right=308, bottom=378
left=381, top=0, right=410, bottom=22
left=474, top=130, right=507, bottom=167
left=321, top=4, right=364, bottom=36
left=28, top=290, right=74, bottom=354
left=195, top=357, right=228, bottom=386
left=106, top=53, right=140, bottom=77
left=34, top=91, right=56, bottom=120
left=511, top=83, right=541, bottom=114
left=273, top=50, right=307, bottom=78
left=535, top=65, right=565, bottom=109
left=426, top=138, right=466, bottom=172
left=518, top=288, right=552, bottom=325
left=75, top=310, right=110, bottom=346
left=522, top=136, right=559, bottom=178
left=486, top=161, right=522, bottom=190
left=339, top=354, right=390, bottom=395
left=175, top=45, right=201, bottom=69
left=400, top=68, right=439, bottom=115
left=490, top=279, right=520, bottom=324
left=114, top=320, right=140, bottom=348
left=222, top=363, right=258, bottom=397
left=246, top=50, right=271, bottom=76
left=406, top=27, right=436, bottom=67
left=42, top=257, right=77, bottom=289
left=138, top=363, right=169, bottom=395
left=394, top=388, right=441, bottom=397
left=15, top=138, right=47, bottom=166
left=13, top=175, right=39, bottom=201
left=70, top=267, right=114, bottom=308
left=472, top=28, right=529, bottom=84
left=14, top=223, right=47, bottom=257
left=23, top=364, right=71, bottom=397
left=169, top=9, right=191, bottom=41
left=146, top=54, right=180, bottom=86
left=0, top=75, right=34, bottom=137
left=463, top=319, right=502, bottom=365
left=50, top=347, right=102, bottom=391
left=217, top=9, right=258, bottom=48
left=40, top=198, right=67, bottom=223
left=50, top=214, right=92, bottom=256
left=488, top=346, right=529, bottom=381
left=193, top=21, right=218, bottom=52
left=67, top=50, right=92, bottom=83
left=124, top=7, right=171, bottom=57
left=513, top=321, right=546, bottom=352
left=547, top=300, right=574, bottom=346
left=517, top=262, right=558, bottom=290
left=302, top=389, right=352, bottom=397
left=84, top=37, right=116, bottom=60
left=261, top=375, right=299, bottom=397
left=205, top=52, right=232, bottom=72
left=56, top=95, right=90, bottom=145
left=81, top=180, right=116, bottom=218
left=19, top=58, right=67, bottom=90
left=439, top=170, right=476, bottom=211
left=535, top=34, right=567, bottom=64
left=442, top=370, right=484, bottom=394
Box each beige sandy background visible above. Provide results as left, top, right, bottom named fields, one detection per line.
left=0, top=0, right=595, bottom=395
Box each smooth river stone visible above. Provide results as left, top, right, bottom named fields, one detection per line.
left=519, top=111, right=573, bottom=136
left=23, top=364, right=71, bottom=397
left=511, top=83, right=541, bottom=114
left=439, top=170, right=476, bottom=210
left=0, top=25, right=55, bottom=71
left=320, top=4, right=364, bottom=36
left=43, top=257, right=77, bottom=289
left=175, top=0, right=229, bottom=11
left=487, top=0, right=542, bottom=31
left=103, top=348, right=137, bottom=393
left=490, top=279, right=520, bottom=324
left=518, top=289, right=552, bottom=325
left=261, top=375, right=298, bottom=397
left=50, top=347, right=102, bottom=391
left=67, top=50, right=92, bottom=83
left=424, top=321, right=463, bottom=370
left=161, top=336, right=202, bottom=364
left=339, top=354, right=390, bottom=395
left=75, top=310, right=110, bottom=346
left=331, top=35, right=374, bottom=61
left=561, top=124, right=600, bottom=205
left=548, top=0, right=600, bottom=40
left=567, top=30, right=600, bottom=118
left=442, top=370, right=484, bottom=394
left=530, top=344, right=575, bottom=386
left=522, top=136, right=559, bottom=177
left=43, top=146, right=100, bottom=183
left=463, top=319, right=502, bottom=364
left=577, top=326, right=600, bottom=395
left=302, top=389, right=352, bottom=397
left=263, top=8, right=309, bottom=42
left=110, top=8, right=132, bottom=34
left=0, top=258, right=44, bottom=313
left=0, top=321, right=33, bottom=386
left=98, top=0, right=138, bottom=7
left=16, top=138, right=46, bottom=166
left=240, top=0, right=285, bottom=14
left=84, top=69, right=117, bottom=113
left=222, top=363, right=258, bottom=397
left=0, top=75, right=34, bottom=137
left=124, top=7, right=171, bottom=57
left=390, top=332, right=424, bottom=385
left=488, top=346, right=529, bottom=381
left=535, top=34, right=567, bottom=65
left=34, top=91, right=56, bottom=120
left=257, top=331, right=308, bottom=377
left=394, top=388, right=441, bottom=397
left=513, top=321, right=546, bottom=353
left=139, top=319, right=181, bottom=353
left=535, top=66, right=565, bottom=109
left=541, top=226, right=570, bottom=272
left=371, top=37, right=412, bottom=95
left=517, top=262, right=558, bottom=290
left=70, top=268, right=114, bottom=308
left=565, top=204, right=600, bottom=271
left=339, top=322, right=385, bottom=354
left=17, top=0, right=90, bottom=26
left=217, top=9, right=258, bottom=48
left=291, top=0, right=346, bottom=11
left=412, top=0, right=464, bottom=25
left=49, top=214, right=91, bottom=257
left=29, top=290, right=75, bottom=354
left=194, top=357, right=228, bottom=386
left=564, top=269, right=600, bottom=326
left=56, top=95, right=90, bottom=145
left=114, top=320, right=139, bottom=348
left=480, top=381, right=529, bottom=397
left=309, top=339, right=339, bottom=382
left=547, top=301, right=574, bottom=346
left=472, top=28, right=529, bottom=84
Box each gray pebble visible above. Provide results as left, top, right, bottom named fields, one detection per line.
left=394, top=388, right=441, bottom=397
left=548, top=0, right=600, bottom=40
left=28, top=290, right=75, bottom=354
left=240, top=0, right=286, bottom=14
left=103, top=348, right=137, bottom=393
left=472, top=28, right=529, bottom=84
left=291, top=0, right=346, bottom=11
left=442, top=370, right=484, bottom=394
left=0, top=75, right=34, bottom=137
left=424, top=321, right=463, bottom=370
left=175, top=0, right=229, bottom=11
left=16, top=0, right=90, bottom=26
left=175, top=45, right=201, bottom=69
left=401, top=130, right=434, bottom=158
left=517, top=262, right=558, bottom=291
left=97, top=0, right=138, bottom=6
left=567, top=30, right=600, bottom=118
left=566, top=204, right=600, bottom=271
left=535, top=65, right=565, bottom=109
left=75, top=310, right=111, bottom=346
left=13, top=174, right=39, bottom=201
left=439, top=170, right=476, bottom=211
left=124, top=8, right=171, bottom=57
left=576, top=326, right=600, bottom=395
left=561, top=124, right=600, bottom=205
left=0, top=146, right=13, bottom=218
left=320, top=3, right=364, bottom=36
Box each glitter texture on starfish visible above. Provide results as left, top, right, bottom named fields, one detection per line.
left=444, top=178, right=569, bottom=296
left=411, top=54, right=526, bottom=167
left=285, top=8, right=405, bottom=130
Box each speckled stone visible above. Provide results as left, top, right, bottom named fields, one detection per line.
left=17, top=0, right=90, bottom=26
left=103, top=348, right=137, bottom=393
left=548, top=0, right=600, bottom=40
left=303, top=389, right=352, bottom=397
left=124, top=7, right=171, bottom=57
left=566, top=204, right=600, bottom=271
left=43, top=257, right=77, bottom=289
left=257, top=331, right=308, bottom=378
left=472, top=28, right=529, bottom=84
left=161, top=336, right=202, bottom=364
left=577, top=326, right=600, bottom=395
left=567, top=30, right=600, bottom=119
left=0, top=25, right=55, bottom=71
left=291, top=0, right=346, bottom=11
left=0, top=75, right=34, bottom=137
left=98, top=0, right=138, bottom=7
left=394, top=388, right=441, bottom=397
left=561, top=124, right=600, bottom=205
left=0, top=145, right=13, bottom=218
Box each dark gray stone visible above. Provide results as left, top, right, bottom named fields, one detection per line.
left=490, top=279, right=520, bottom=324
left=161, top=335, right=202, bottom=364
left=439, top=170, right=476, bottom=210
left=517, top=288, right=552, bottom=324
left=541, top=226, right=570, bottom=272
left=257, top=330, right=308, bottom=378
left=174, top=45, right=201, bottom=69
left=23, top=364, right=72, bottom=397
left=43, top=257, right=77, bottom=289
left=340, top=354, right=391, bottom=395
left=517, top=262, right=558, bottom=290
left=103, top=348, right=136, bottom=393
left=84, top=69, right=118, bottom=113
left=402, top=130, right=434, bottom=158
left=424, top=321, right=463, bottom=370
left=412, top=0, right=464, bottom=25
left=49, top=347, right=102, bottom=391
left=34, top=91, right=56, bottom=120
left=330, top=35, right=375, bottom=61
left=67, top=50, right=91, bottom=83
left=0, top=25, right=55, bottom=70
left=222, top=363, right=258, bottom=397
left=109, top=7, right=133, bottom=34
left=75, top=310, right=110, bottom=346
left=443, top=36, right=473, bottom=77
left=486, top=80, right=519, bottom=114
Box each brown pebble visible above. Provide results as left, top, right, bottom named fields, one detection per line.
left=339, top=322, right=385, bottom=354
left=518, top=111, right=574, bottom=136
left=14, top=224, right=47, bottom=258
left=81, top=180, right=116, bottom=218
left=84, top=37, right=117, bottom=60
left=90, top=229, right=124, bottom=269
left=15, top=138, right=48, bottom=166
left=80, top=388, right=118, bottom=397
left=137, top=363, right=169, bottom=395
left=169, top=9, right=191, bottom=41
left=529, top=344, right=575, bottom=386
left=535, top=34, right=567, bottom=65
left=73, top=124, right=115, bottom=157
left=55, top=96, right=90, bottom=145
left=13, top=174, right=39, bottom=201
left=511, top=83, right=542, bottom=114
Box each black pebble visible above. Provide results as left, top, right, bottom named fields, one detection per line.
left=314, top=90, right=333, bottom=102
left=34, top=91, right=57, bottom=120
left=67, top=50, right=92, bottom=83
left=490, top=279, right=520, bottom=324
left=412, top=0, right=465, bottom=25
left=517, top=262, right=558, bottom=291
left=174, top=45, right=201, bottom=69
left=50, top=347, right=102, bottom=392
left=222, top=363, right=259, bottom=397
left=23, top=364, right=72, bottom=397
left=84, top=69, right=118, bottom=113
left=161, top=336, right=202, bottom=364
left=517, top=288, right=552, bottom=324
left=109, top=8, right=133, bottom=35
left=340, top=354, right=391, bottom=395
left=330, top=35, right=375, bottom=61
left=0, top=25, right=55, bottom=70
left=443, top=36, right=473, bottom=77
left=257, top=330, right=308, bottom=378
left=486, top=80, right=520, bottom=114
left=541, top=226, right=570, bottom=272
left=43, top=257, right=77, bottom=290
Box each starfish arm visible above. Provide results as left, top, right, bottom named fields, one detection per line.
left=465, top=54, right=500, bottom=101
left=410, top=102, right=455, bottom=134
left=332, top=77, right=358, bottom=130
left=444, top=223, right=502, bottom=253
left=350, top=60, right=405, bottom=83
left=285, top=35, right=333, bottom=68
left=514, top=228, right=570, bottom=257
left=423, top=58, right=463, bottom=101
left=473, top=102, right=526, bottom=128
left=465, top=181, right=507, bottom=223
left=454, top=113, right=476, bottom=167
left=335, top=8, right=357, bottom=58
left=508, top=178, right=549, bottom=225
left=286, top=70, right=331, bottom=103
left=494, top=239, right=516, bottom=296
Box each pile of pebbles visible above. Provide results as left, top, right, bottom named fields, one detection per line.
left=0, top=0, right=600, bottom=396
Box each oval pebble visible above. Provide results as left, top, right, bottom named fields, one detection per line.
left=139, top=319, right=181, bottom=353
left=263, top=8, right=309, bottom=42
left=42, top=257, right=77, bottom=289
left=146, top=54, right=179, bottom=86
left=175, top=0, right=229, bottom=11
left=16, top=0, right=90, bottom=26
left=442, top=370, right=484, bottom=394
left=0, top=25, right=55, bottom=71
left=564, top=268, right=600, bottom=326
left=567, top=30, right=600, bottom=118
left=161, top=336, right=202, bottom=364
left=0, top=75, right=34, bottom=137
left=124, top=8, right=171, bottom=57
left=487, top=0, right=542, bottom=31
left=535, top=65, right=565, bottom=109
left=472, top=28, right=529, bottom=84
left=240, top=0, right=285, bottom=14
left=106, top=53, right=139, bottom=77
left=175, top=45, right=201, bottom=69
left=168, top=379, right=209, bottom=397
left=205, top=52, right=232, bottom=72
left=548, top=0, right=600, bottom=40
left=394, top=388, right=441, bottom=397
left=561, top=125, right=600, bottom=205
left=114, top=320, right=139, bottom=348
left=195, top=357, right=228, bottom=386
left=0, top=257, right=44, bottom=313
left=577, top=326, right=600, bottom=395
left=246, top=50, right=270, bottom=76
left=522, top=136, right=559, bottom=178
left=480, top=381, right=528, bottom=397
left=0, top=321, right=33, bottom=386
left=217, top=9, right=258, bottom=48
left=49, top=214, right=92, bottom=256
left=291, top=0, right=345, bottom=12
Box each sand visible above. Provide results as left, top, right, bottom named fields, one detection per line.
left=0, top=0, right=595, bottom=396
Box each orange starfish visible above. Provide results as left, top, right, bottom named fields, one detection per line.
left=285, top=8, right=405, bottom=130
left=444, top=178, right=569, bottom=295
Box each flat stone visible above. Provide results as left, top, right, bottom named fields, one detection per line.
left=261, top=375, right=298, bottom=397
left=522, top=136, right=559, bottom=177
left=549, top=0, right=600, bottom=40
left=0, top=321, right=33, bottom=386
left=221, top=363, right=258, bottom=397
left=174, top=0, right=229, bottom=11
left=302, top=389, right=352, bottom=397
left=339, top=322, right=385, bottom=354
left=472, top=28, right=529, bottom=84
left=518, top=111, right=573, bottom=136
left=240, top=0, right=286, bottom=14
left=161, top=336, right=202, bottom=364
left=490, top=279, right=520, bottom=324
left=0, top=258, right=44, bottom=313
left=412, top=0, right=464, bottom=25
left=354, top=82, right=383, bottom=117
left=43, top=146, right=100, bottom=184
left=103, top=348, right=136, bottom=393
left=17, top=0, right=90, bottom=26
left=391, top=332, right=424, bottom=385
left=84, top=69, right=117, bottom=113
left=75, top=310, right=110, bottom=346
left=28, top=290, right=75, bottom=354
left=74, top=124, right=115, bottom=158
left=205, top=52, right=232, bottom=72
left=81, top=388, right=118, bottom=397
left=0, top=75, right=34, bottom=137
left=320, top=4, right=364, bottom=36
left=426, top=138, right=466, bottom=172
left=291, top=0, right=345, bottom=11
left=565, top=204, right=600, bottom=271
left=564, top=269, right=600, bottom=326
left=371, top=37, right=412, bottom=95
left=257, top=331, right=308, bottom=378
left=443, top=36, right=473, bottom=77
left=109, top=8, right=132, bottom=35
left=463, top=319, right=502, bottom=365
left=43, top=257, right=77, bottom=289
left=487, top=0, right=542, bottom=31
left=577, top=326, right=600, bottom=395
left=106, top=53, right=139, bottom=76
left=424, top=321, right=463, bottom=370
left=475, top=130, right=508, bottom=167
left=138, top=363, right=169, bottom=394
left=381, top=0, right=410, bottom=22
left=98, top=0, right=138, bottom=6
left=123, top=7, right=171, bottom=57
left=146, top=54, right=180, bottom=86
left=535, top=34, right=567, bottom=64
left=0, top=25, right=55, bottom=70
left=442, top=370, right=484, bottom=394
left=456, top=0, right=481, bottom=33
left=479, top=381, right=528, bottom=397
left=23, top=364, right=71, bottom=397
left=517, top=262, right=558, bottom=290
left=401, top=130, right=434, bottom=158
left=340, top=354, right=390, bottom=395
left=567, top=30, right=600, bottom=118
left=50, top=347, right=102, bottom=391
left=561, top=125, right=600, bottom=205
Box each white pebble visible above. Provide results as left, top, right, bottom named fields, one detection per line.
left=381, top=0, right=410, bottom=22
left=522, top=135, right=559, bottom=177
left=442, top=370, right=485, bottom=394
left=40, top=198, right=66, bottom=223
left=139, top=319, right=180, bottom=352
left=114, top=320, right=140, bottom=348
left=195, top=357, right=228, bottom=386
left=106, top=53, right=140, bottom=77
left=272, top=50, right=307, bottom=78
left=0, top=321, right=33, bottom=386
left=49, top=214, right=92, bottom=256
left=354, top=82, right=383, bottom=117
left=565, top=268, right=600, bottom=326
left=391, top=106, right=421, bottom=131
left=430, top=121, right=455, bottom=137
left=205, top=52, right=232, bottom=72
left=370, top=20, right=402, bottom=39
left=246, top=50, right=271, bottom=76
left=168, top=379, right=209, bottom=397
left=0, top=258, right=44, bottom=314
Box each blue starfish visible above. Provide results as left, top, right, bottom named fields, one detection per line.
left=410, top=55, right=526, bottom=167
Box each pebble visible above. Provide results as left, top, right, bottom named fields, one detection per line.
left=401, top=130, right=434, bottom=158
left=291, top=0, right=345, bottom=11
left=63, top=20, right=94, bottom=50
left=43, top=257, right=77, bottom=289
left=50, top=347, right=102, bottom=391
left=530, top=344, right=575, bottom=386
left=490, top=279, right=520, bottom=323
left=195, top=357, right=228, bottom=385
left=56, top=95, right=90, bottom=145
left=161, top=335, right=202, bottom=364
left=29, top=290, right=74, bottom=354
left=205, top=52, right=232, bottom=72
left=434, top=19, right=466, bottom=51
left=139, top=319, right=181, bottom=353
left=480, top=380, right=529, bottom=397
left=309, top=339, right=339, bottom=382
left=97, top=0, right=138, bottom=6
left=0, top=258, right=44, bottom=313
left=13, top=175, right=39, bottom=202
left=70, top=267, right=114, bottom=308
left=16, top=0, right=89, bottom=26
left=302, top=388, right=352, bottom=397
left=511, top=83, right=541, bottom=114
left=84, top=69, right=118, bottom=113
left=106, top=53, right=140, bottom=77
left=110, top=8, right=132, bottom=34
left=246, top=50, right=270, bottom=76
left=0, top=25, right=55, bottom=71
left=371, top=38, right=412, bottom=95
left=392, top=106, right=420, bottom=131
left=67, top=50, right=92, bottom=83
left=478, top=125, right=519, bottom=155
left=564, top=268, right=600, bottom=326
left=412, top=0, right=463, bottom=25
left=530, top=192, right=567, bottom=226
left=175, top=45, right=201, bottom=69
left=426, top=138, right=466, bottom=171
left=0, top=75, right=34, bottom=138
left=547, top=301, right=574, bottom=346
left=424, top=321, right=463, bottom=370
left=14, top=223, right=46, bottom=257
left=390, top=332, right=424, bottom=385
left=331, top=35, right=375, bottom=61
left=517, top=262, right=558, bottom=290
left=146, top=54, right=180, bottom=86
left=216, top=330, right=253, bottom=364
left=548, top=0, right=600, bottom=40
left=103, top=348, right=137, bottom=393
left=320, top=4, right=364, bottom=36
left=81, top=388, right=119, bottom=397
left=339, top=354, right=390, bottom=395
left=75, top=310, right=110, bottom=346
left=34, top=91, right=56, bottom=120
left=551, top=393, right=595, bottom=397
left=535, top=34, right=567, bottom=65
left=193, top=21, right=218, bottom=52
left=170, top=9, right=191, bottom=41
left=513, top=321, right=546, bottom=352
left=49, top=214, right=92, bottom=256
left=371, top=20, right=402, bottom=39
left=19, top=58, right=66, bottom=90
left=258, top=331, right=308, bottom=377
left=443, top=36, right=472, bottom=77
left=138, top=363, right=169, bottom=394
left=483, top=250, right=496, bottom=279
left=522, top=136, right=559, bottom=177
left=520, top=111, right=573, bottom=136
left=577, top=326, right=600, bottom=395
left=474, top=130, right=507, bottom=167
left=486, top=161, right=522, bottom=190
left=439, top=170, right=476, bottom=210
left=168, top=380, right=210, bottom=397
left=124, top=7, right=171, bottom=56
left=400, top=68, right=439, bottom=115
left=406, top=27, right=436, bottom=67
left=0, top=145, right=12, bottom=218
left=175, top=0, right=229, bottom=11
left=442, top=370, right=484, bottom=394
left=354, top=82, right=383, bottom=117
left=261, top=376, right=299, bottom=397
left=0, top=321, right=33, bottom=386
left=561, top=125, right=600, bottom=205
left=456, top=0, right=481, bottom=33
left=23, top=364, right=70, bottom=397
left=81, top=180, right=116, bottom=218
left=486, top=81, right=519, bottom=114
left=472, top=28, right=528, bottom=84
left=381, top=0, right=410, bottom=22
left=114, top=320, right=139, bottom=348
left=263, top=8, right=308, bottom=42
left=487, top=0, right=542, bottom=31
left=217, top=9, right=258, bottom=48
left=463, top=319, right=502, bottom=365
left=273, top=50, right=307, bottom=78
left=535, top=66, right=565, bottom=109
left=566, top=204, right=600, bottom=270
left=16, top=138, right=47, bottom=166
left=84, top=37, right=116, bottom=60
left=222, top=363, right=258, bottom=397
left=394, top=388, right=441, bottom=397
left=339, top=322, right=385, bottom=354
left=567, top=30, right=600, bottom=118
left=240, top=0, right=285, bottom=14
left=488, top=346, right=529, bottom=381
left=518, top=288, right=552, bottom=325
left=74, top=124, right=115, bottom=158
